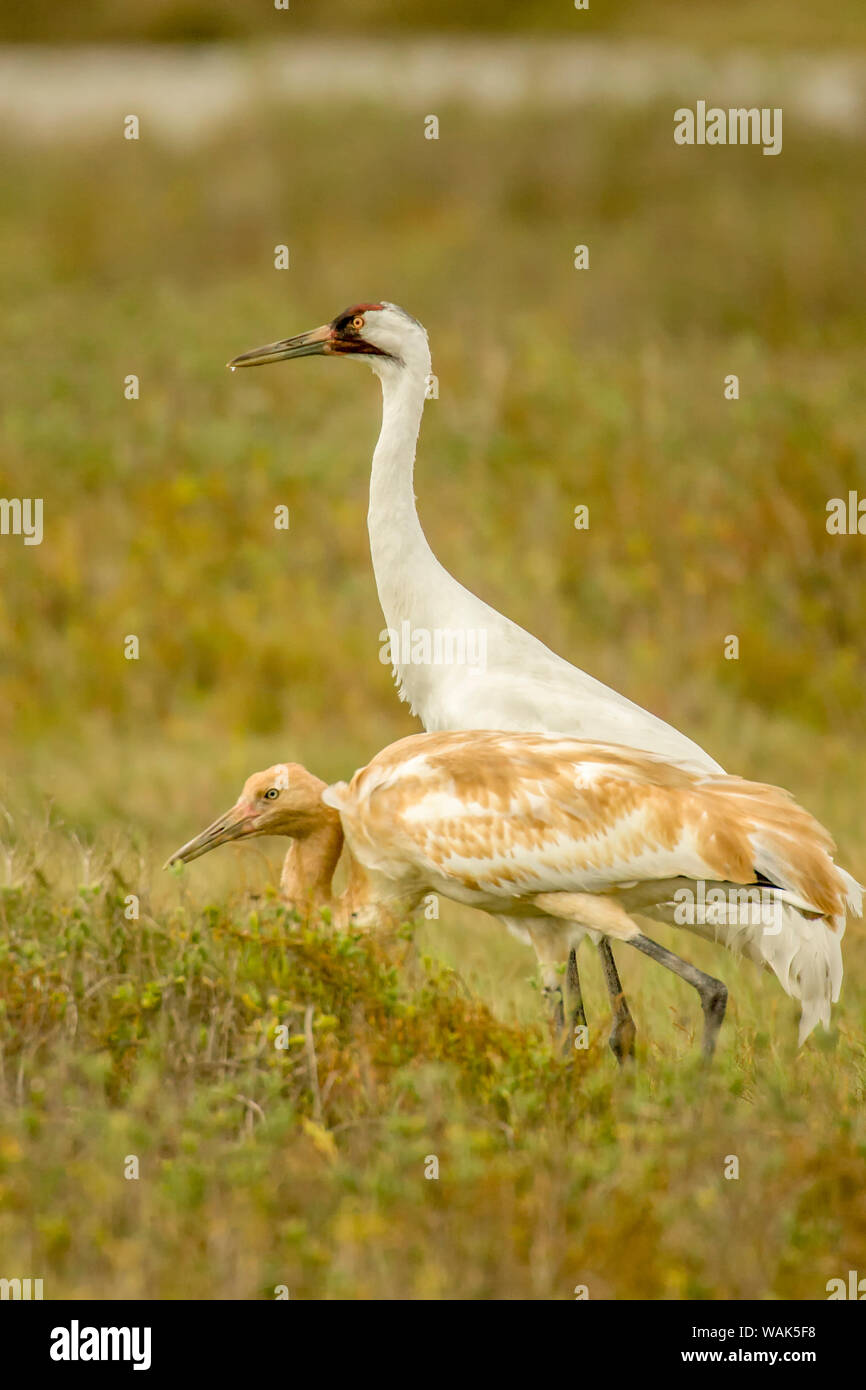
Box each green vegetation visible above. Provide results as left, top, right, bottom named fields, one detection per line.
left=2, top=882, right=865, bottom=1299
left=0, top=93, right=864, bottom=1298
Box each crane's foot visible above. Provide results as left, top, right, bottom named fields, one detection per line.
left=628, top=933, right=728, bottom=1062
left=700, top=979, right=728, bottom=1062
left=596, top=939, right=636, bottom=1065
left=608, top=1004, right=637, bottom=1065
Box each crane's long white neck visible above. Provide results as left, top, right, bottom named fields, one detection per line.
left=368, top=357, right=457, bottom=633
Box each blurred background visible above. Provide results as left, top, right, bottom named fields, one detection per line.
left=3, top=0, right=866, bottom=45
left=0, top=3, right=864, bottom=1301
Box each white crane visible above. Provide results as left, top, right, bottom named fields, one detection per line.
left=229, top=303, right=860, bottom=1049
left=168, top=731, right=860, bottom=1060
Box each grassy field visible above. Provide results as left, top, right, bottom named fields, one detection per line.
left=4, top=0, right=866, bottom=48
left=1, top=82, right=865, bottom=1299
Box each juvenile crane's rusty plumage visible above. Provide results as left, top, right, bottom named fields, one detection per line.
left=168, top=731, right=862, bottom=1056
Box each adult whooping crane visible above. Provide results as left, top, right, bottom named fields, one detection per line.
left=228, top=303, right=860, bottom=1048
left=167, top=731, right=860, bottom=1059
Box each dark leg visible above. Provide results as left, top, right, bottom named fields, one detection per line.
left=563, top=945, right=588, bottom=1057
left=543, top=952, right=590, bottom=1057
left=627, top=933, right=728, bottom=1060
left=567, top=946, right=587, bottom=1029
left=596, top=939, right=636, bottom=1064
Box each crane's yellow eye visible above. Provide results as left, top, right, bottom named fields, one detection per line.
left=263, top=787, right=280, bottom=800
left=352, top=315, right=365, bottom=330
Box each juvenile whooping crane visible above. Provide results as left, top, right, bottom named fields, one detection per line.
left=167, top=731, right=860, bottom=1056
left=228, top=303, right=859, bottom=1049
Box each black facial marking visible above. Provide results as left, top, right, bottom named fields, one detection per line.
left=329, top=306, right=393, bottom=358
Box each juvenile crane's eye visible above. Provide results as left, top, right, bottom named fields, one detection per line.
left=264, top=787, right=280, bottom=800
left=351, top=315, right=365, bottom=330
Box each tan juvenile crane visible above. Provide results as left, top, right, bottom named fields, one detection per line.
left=167, top=730, right=861, bottom=1058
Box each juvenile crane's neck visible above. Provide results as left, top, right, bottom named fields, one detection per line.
left=278, top=815, right=401, bottom=931
left=279, top=812, right=344, bottom=915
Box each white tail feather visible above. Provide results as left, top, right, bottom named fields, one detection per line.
left=649, top=872, right=861, bottom=1044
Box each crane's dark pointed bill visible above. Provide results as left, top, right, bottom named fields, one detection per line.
left=228, top=305, right=391, bottom=368
left=228, top=322, right=333, bottom=368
